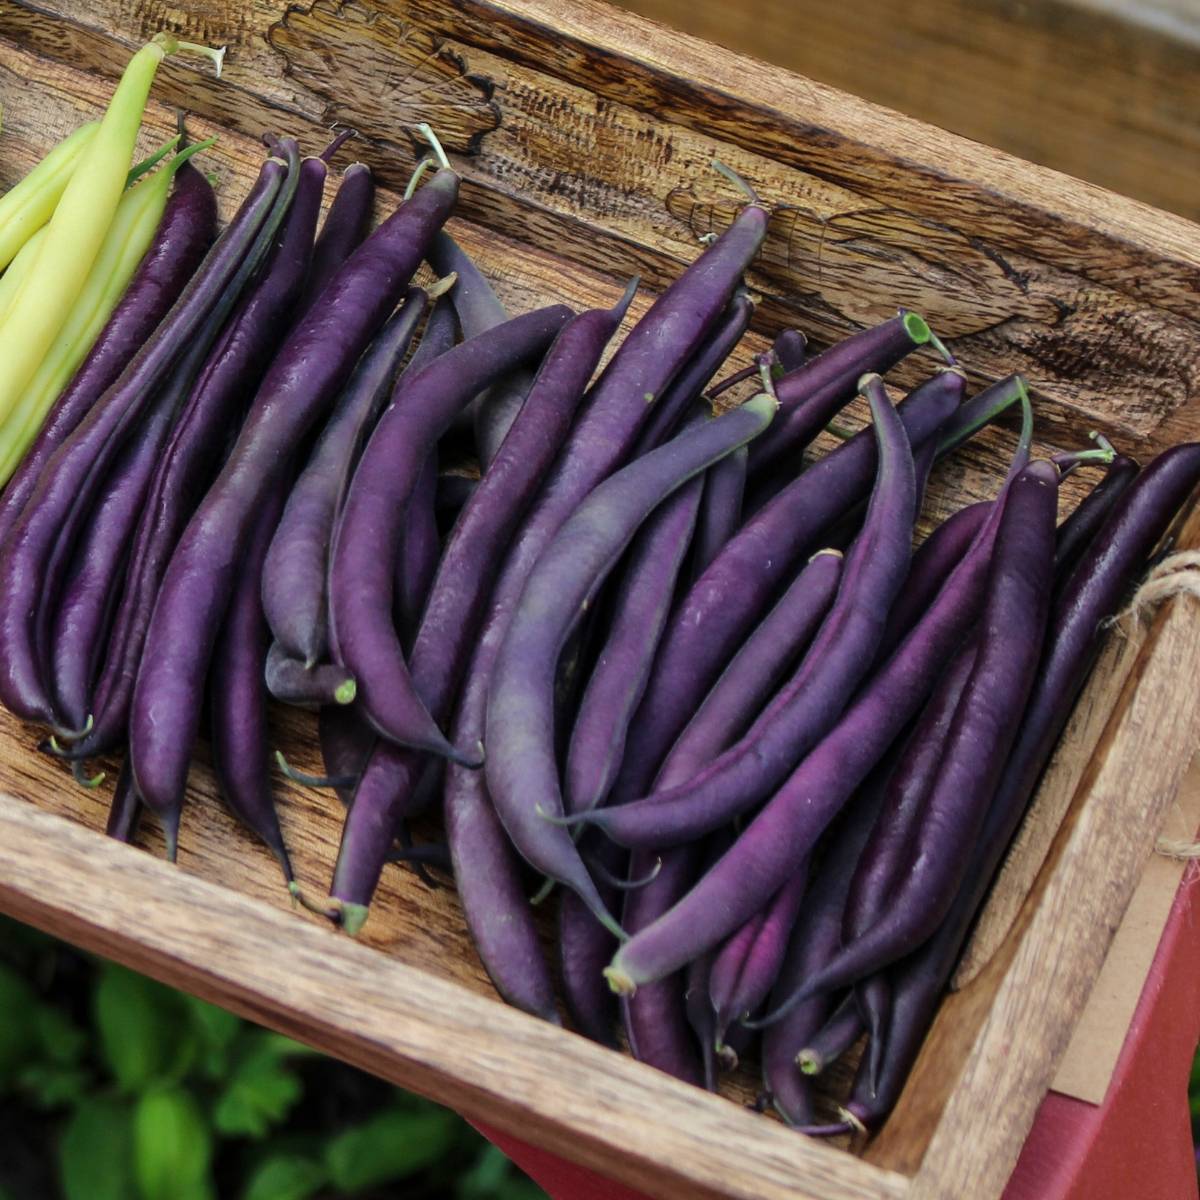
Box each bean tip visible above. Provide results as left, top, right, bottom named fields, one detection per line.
left=603, top=964, right=636, bottom=996
left=336, top=902, right=370, bottom=936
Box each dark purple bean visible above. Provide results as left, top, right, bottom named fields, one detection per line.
left=842, top=647, right=976, bottom=954
left=394, top=298, right=458, bottom=642
left=130, top=154, right=458, bottom=842
left=781, top=465, right=1055, bottom=1008
left=748, top=310, right=935, bottom=481
left=61, top=157, right=329, bottom=767
left=427, top=231, right=532, bottom=467
left=559, top=832, right=625, bottom=1047
left=691, top=445, right=746, bottom=579
left=105, top=758, right=142, bottom=843
left=210, top=493, right=293, bottom=883
left=656, top=548, right=842, bottom=791
left=262, top=290, right=427, bottom=667
left=773, top=329, right=807, bottom=373
left=761, top=784, right=884, bottom=1125
left=0, top=153, right=291, bottom=735
left=486, top=396, right=777, bottom=933
left=622, top=844, right=705, bottom=1085
left=563, top=475, right=703, bottom=816
left=632, top=290, right=755, bottom=453
left=580, top=377, right=920, bottom=848
left=301, top=161, right=373, bottom=313
left=611, top=368, right=965, bottom=811
left=710, top=862, right=809, bottom=1047
left=0, top=159, right=217, bottom=547
left=48, top=366, right=187, bottom=730
left=331, top=294, right=630, bottom=928
left=977, top=442, right=1200, bottom=891
left=318, top=703, right=374, bottom=808
left=329, top=306, right=570, bottom=762
left=605, top=469, right=1013, bottom=988
left=683, top=951, right=719, bottom=1091
left=265, top=642, right=355, bottom=708
left=795, top=992, right=865, bottom=1075
left=444, top=755, right=561, bottom=1023
left=878, top=501, right=991, bottom=659
left=1055, top=454, right=1140, bottom=578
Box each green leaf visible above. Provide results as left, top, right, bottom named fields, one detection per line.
left=212, top=1043, right=303, bottom=1139
left=184, top=995, right=241, bottom=1051
left=16, top=1062, right=90, bottom=1109
left=35, top=1004, right=87, bottom=1066
left=0, top=962, right=38, bottom=1079
left=94, top=964, right=190, bottom=1092
left=60, top=1097, right=136, bottom=1200
left=242, top=1155, right=328, bottom=1200
left=132, top=1086, right=213, bottom=1200
left=324, top=1108, right=458, bottom=1193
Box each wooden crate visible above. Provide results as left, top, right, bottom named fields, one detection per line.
left=0, top=2, right=1198, bottom=1198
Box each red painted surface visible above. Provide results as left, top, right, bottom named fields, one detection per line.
left=474, top=863, right=1200, bottom=1200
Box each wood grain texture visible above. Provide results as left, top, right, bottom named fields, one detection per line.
left=607, top=0, right=1200, bottom=222
left=0, top=795, right=910, bottom=1200
left=3, top=0, right=1200, bottom=459
left=0, top=4, right=1198, bottom=1198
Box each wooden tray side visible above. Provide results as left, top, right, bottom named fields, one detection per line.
left=3, top=0, right=1200, bottom=458
left=0, top=796, right=909, bottom=1200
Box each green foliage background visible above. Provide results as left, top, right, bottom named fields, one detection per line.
left=0, top=917, right=545, bottom=1200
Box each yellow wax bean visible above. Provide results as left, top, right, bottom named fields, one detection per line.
left=0, top=225, right=46, bottom=326
left=0, top=122, right=98, bottom=271
left=0, top=34, right=221, bottom=434
left=0, top=151, right=198, bottom=485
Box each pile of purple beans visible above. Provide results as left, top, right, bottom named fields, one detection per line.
left=1, top=125, right=1197, bottom=1135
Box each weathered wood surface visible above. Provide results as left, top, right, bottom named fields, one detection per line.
left=608, top=0, right=1200, bottom=223
left=0, top=4, right=1199, bottom=1199
left=3, top=0, right=1200, bottom=461
left=0, top=795, right=911, bottom=1200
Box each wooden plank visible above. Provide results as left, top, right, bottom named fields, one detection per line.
left=874, top=507, right=1200, bottom=1191
left=0, top=795, right=911, bottom=1200
left=605, top=0, right=1200, bottom=222
left=2, top=1, right=1200, bottom=458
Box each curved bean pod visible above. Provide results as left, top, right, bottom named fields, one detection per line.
left=487, top=396, right=777, bottom=932
left=748, top=310, right=934, bottom=481
left=318, top=704, right=374, bottom=808
left=329, top=293, right=630, bottom=927
left=262, top=290, right=428, bottom=666
left=795, top=992, right=865, bottom=1076
left=779, top=462, right=1058, bottom=1011
left=105, top=758, right=142, bottom=843
left=1054, top=453, right=1139, bottom=578
left=131, top=161, right=461, bottom=833
left=577, top=376, right=919, bottom=848
left=210, top=494, right=293, bottom=883
left=610, top=368, right=964, bottom=811
left=691, top=445, right=747, bottom=579
left=265, top=642, right=356, bottom=708
left=0, top=153, right=290, bottom=734
left=301, top=161, right=373, bottom=313
left=329, top=305, right=571, bottom=761
left=563, top=474, right=704, bottom=816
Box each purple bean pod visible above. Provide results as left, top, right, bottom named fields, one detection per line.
left=105, top=757, right=142, bottom=844
left=748, top=310, right=935, bottom=482
left=610, top=368, right=965, bottom=811
left=563, top=474, right=704, bottom=816
left=795, top=991, right=866, bottom=1076
left=0, top=154, right=291, bottom=734
left=130, top=157, right=457, bottom=844
left=264, top=642, right=356, bottom=708
left=262, top=290, right=428, bottom=666
left=329, top=294, right=631, bottom=930
left=579, top=376, right=921, bottom=848
left=300, top=161, right=373, bottom=313
left=329, top=305, right=570, bottom=762
left=318, top=703, right=374, bottom=808
left=710, top=861, right=809, bottom=1048
left=691, top=444, right=747, bottom=579
left=0, top=159, right=217, bottom=546
left=210, top=492, right=293, bottom=883
left=1054, top=454, right=1140, bottom=578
